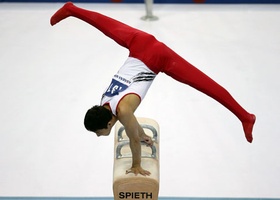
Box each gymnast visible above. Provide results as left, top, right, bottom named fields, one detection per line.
left=50, top=2, right=256, bottom=176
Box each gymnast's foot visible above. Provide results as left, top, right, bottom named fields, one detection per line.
left=242, top=114, right=256, bottom=143
left=50, top=2, right=74, bottom=26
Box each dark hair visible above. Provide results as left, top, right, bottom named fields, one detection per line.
left=84, top=105, right=112, bottom=132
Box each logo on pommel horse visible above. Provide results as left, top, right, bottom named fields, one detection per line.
left=119, top=192, right=153, bottom=199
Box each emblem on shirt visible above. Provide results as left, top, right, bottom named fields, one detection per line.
left=103, top=72, right=155, bottom=97
left=104, top=75, right=131, bottom=97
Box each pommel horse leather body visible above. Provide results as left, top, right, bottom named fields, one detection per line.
left=113, top=118, right=160, bottom=200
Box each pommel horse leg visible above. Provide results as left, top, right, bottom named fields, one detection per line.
left=113, top=118, right=160, bottom=200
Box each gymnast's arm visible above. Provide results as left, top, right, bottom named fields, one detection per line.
left=117, top=95, right=151, bottom=176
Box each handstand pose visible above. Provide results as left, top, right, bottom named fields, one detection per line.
left=50, top=2, right=256, bottom=176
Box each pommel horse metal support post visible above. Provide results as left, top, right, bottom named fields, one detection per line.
left=113, top=118, right=160, bottom=200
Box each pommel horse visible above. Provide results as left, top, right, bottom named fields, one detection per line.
left=113, top=118, right=160, bottom=200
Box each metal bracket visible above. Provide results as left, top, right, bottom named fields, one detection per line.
left=117, top=124, right=158, bottom=142
left=116, top=141, right=157, bottom=159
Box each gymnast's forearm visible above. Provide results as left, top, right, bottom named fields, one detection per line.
left=129, top=137, right=142, bottom=167
left=118, top=110, right=142, bottom=167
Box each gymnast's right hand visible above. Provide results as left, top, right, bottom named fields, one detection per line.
left=141, top=135, right=153, bottom=147
left=126, top=166, right=151, bottom=176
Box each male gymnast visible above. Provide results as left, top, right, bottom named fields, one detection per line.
left=50, top=2, right=256, bottom=176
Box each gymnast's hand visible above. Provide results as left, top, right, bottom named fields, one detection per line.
left=126, top=166, right=151, bottom=176
left=141, top=135, right=153, bottom=147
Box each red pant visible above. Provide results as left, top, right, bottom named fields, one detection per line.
left=51, top=2, right=255, bottom=142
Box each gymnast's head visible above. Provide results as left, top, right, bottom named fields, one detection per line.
left=84, top=105, right=113, bottom=137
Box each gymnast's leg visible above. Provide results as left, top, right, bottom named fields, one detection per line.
left=156, top=45, right=256, bottom=143
left=50, top=2, right=150, bottom=51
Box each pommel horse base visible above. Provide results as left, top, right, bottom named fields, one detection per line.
left=113, top=118, right=160, bottom=200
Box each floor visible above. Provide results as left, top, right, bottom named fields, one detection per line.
left=0, top=2, right=280, bottom=199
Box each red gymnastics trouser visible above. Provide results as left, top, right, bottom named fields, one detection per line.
left=50, top=2, right=255, bottom=142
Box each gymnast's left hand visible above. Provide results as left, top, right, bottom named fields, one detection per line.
left=126, top=166, right=151, bottom=176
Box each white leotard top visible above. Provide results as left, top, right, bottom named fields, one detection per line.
left=100, top=57, right=156, bottom=116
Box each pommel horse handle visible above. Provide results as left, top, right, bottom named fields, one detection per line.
left=117, top=124, right=158, bottom=142
left=113, top=118, right=160, bottom=200
left=116, top=141, right=157, bottom=159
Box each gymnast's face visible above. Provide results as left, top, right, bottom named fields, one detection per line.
left=95, top=127, right=111, bottom=137
left=94, top=119, right=115, bottom=137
